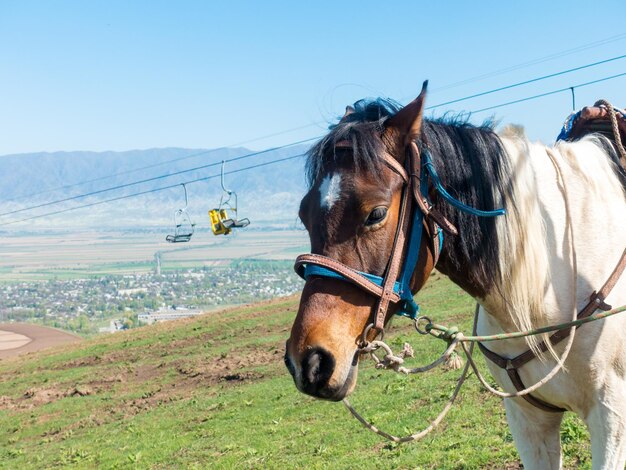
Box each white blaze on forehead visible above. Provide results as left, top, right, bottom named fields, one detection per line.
left=319, top=172, right=342, bottom=210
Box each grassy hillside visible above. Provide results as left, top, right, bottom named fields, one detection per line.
left=0, top=274, right=591, bottom=469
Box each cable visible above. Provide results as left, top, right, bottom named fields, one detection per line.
left=0, top=153, right=306, bottom=226
left=426, top=54, right=626, bottom=110
left=0, top=137, right=317, bottom=218
left=470, top=71, right=626, bottom=114
left=3, top=70, right=626, bottom=227
left=430, top=32, right=626, bottom=93
left=5, top=52, right=625, bottom=206
left=3, top=58, right=625, bottom=220
left=2, top=148, right=230, bottom=204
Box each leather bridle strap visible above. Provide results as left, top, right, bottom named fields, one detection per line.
left=409, top=142, right=458, bottom=236
left=373, top=177, right=414, bottom=331
left=294, top=253, right=401, bottom=303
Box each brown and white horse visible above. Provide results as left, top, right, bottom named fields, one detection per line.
left=285, top=84, right=626, bottom=469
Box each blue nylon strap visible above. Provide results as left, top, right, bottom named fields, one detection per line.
left=395, top=176, right=427, bottom=319
left=422, top=150, right=506, bottom=218
left=303, top=264, right=403, bottom=294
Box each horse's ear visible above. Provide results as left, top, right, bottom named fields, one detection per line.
left=384, top=81, right=428, bottom=155
left=339, top=105, right=355, bottom=123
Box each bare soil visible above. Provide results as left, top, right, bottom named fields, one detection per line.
left=0, top=323, right=82, bottom=360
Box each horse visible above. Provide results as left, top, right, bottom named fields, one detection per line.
left=284, top=82, right=626, bottom=469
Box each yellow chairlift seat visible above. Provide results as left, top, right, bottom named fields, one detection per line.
left=209, top=208, right=232, bottom=236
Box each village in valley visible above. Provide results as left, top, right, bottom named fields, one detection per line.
left=0, top=260, right=303, bottom=335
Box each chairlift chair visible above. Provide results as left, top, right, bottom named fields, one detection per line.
left=166, top=184, right=196, bottom=243
left=209, top=161, right=250, bottom=236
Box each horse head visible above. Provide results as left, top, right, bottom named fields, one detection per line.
left=285, top=83, right=440, bottom=400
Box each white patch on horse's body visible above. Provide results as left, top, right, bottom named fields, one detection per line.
left=319, top=173, right=342, bottom=210
left=478, top=133, right=626, bottom=468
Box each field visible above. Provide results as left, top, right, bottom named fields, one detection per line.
left=0, top=324, right=82, bottom=360
left=0, top=229, right=309, bottom=281
left=0, top=273, right=592, bottom=469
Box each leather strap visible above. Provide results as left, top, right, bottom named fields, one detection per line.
left=508, top=246, right=626, bottom=369
left=381, top=153, right=409, bottom=183
left=479, top=247, right=626, bottom=412
left=373, top=184, right=413, bottom=330
left=408, top=142, right=458, bottom=236
left=295, top=254, right=401, bottom=303
left=506, top=369, right=566, bottom=412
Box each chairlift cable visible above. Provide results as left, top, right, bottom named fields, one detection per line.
left=1, top=124, right=324, bottom=204
left=2, top=65, right=625, bottom=221
left=425, top=53, right=626, bottom=110
left=470, top=71, right=626, bottom=114
left=3, top=53, right=625, bottom=209
left=0, top=153, right=306, bottom=226
left=0, top=138, right=317, bottom=218
left=2, top=67, right=625, bottom=228
left=430, top=32, right=626, bottom=93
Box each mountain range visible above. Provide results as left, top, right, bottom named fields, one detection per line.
left=0, top=145, right=312, bottom=232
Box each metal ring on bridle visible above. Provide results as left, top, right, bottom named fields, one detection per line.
left=415, top=316, right=433, bottom=335
left=360, top=323, right=384, bottom=347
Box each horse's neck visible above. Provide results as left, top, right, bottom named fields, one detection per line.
left=439, top=135, right=626, bottom=333
left=530, top=138, right=626, bottom=318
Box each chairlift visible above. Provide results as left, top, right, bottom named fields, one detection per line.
left=209, top=161, right=250, bottom=236
left=166, top=183, right=196, bottom=243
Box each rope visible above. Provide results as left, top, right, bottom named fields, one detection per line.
left=595, top=99, right=626, bottom=167
left=342, top=359, right=469, bottom=443
left=424, top=304, right=626, bottom=343
left=343, top=304, right=626, bottom=441
left=362, top=337, right=461, bottom=374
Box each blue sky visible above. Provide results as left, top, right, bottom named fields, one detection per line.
left=1, top=0, right=625, bottom=155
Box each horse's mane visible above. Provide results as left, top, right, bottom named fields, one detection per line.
left=421, top=117, right=512, bottom=297
left=585, top=135, right=626, bottom=187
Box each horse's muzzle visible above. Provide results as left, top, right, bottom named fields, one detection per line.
left=284, top=342, right=358, bottom=401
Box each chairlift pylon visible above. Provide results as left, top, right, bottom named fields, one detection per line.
left=209, top=160, right=250, bottom=236
left=166, top=183, right=196, bottom=243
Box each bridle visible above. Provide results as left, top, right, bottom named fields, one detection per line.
left=294, top=139, right=505, bottom=338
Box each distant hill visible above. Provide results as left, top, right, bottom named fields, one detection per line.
left=0, top=145, right=311, bottom=231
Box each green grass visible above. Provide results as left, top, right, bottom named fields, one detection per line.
left=0, top=274, right=591, bottom=469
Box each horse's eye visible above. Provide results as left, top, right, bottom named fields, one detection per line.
left=365, top=207, right=388, bottom=226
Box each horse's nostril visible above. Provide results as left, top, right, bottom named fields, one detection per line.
left=302, top=347, right=335, bottom=393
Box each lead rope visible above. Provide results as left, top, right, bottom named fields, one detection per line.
left=342, top=144, right=581, bottom=441
left=342, top=307, right=476, bottom=443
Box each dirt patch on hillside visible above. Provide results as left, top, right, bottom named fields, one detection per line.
left=1, top=341, right=283, bottom=415
left=170, top=344, right=283, bottom=387
left=0, top=385, right=96, bottom=411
